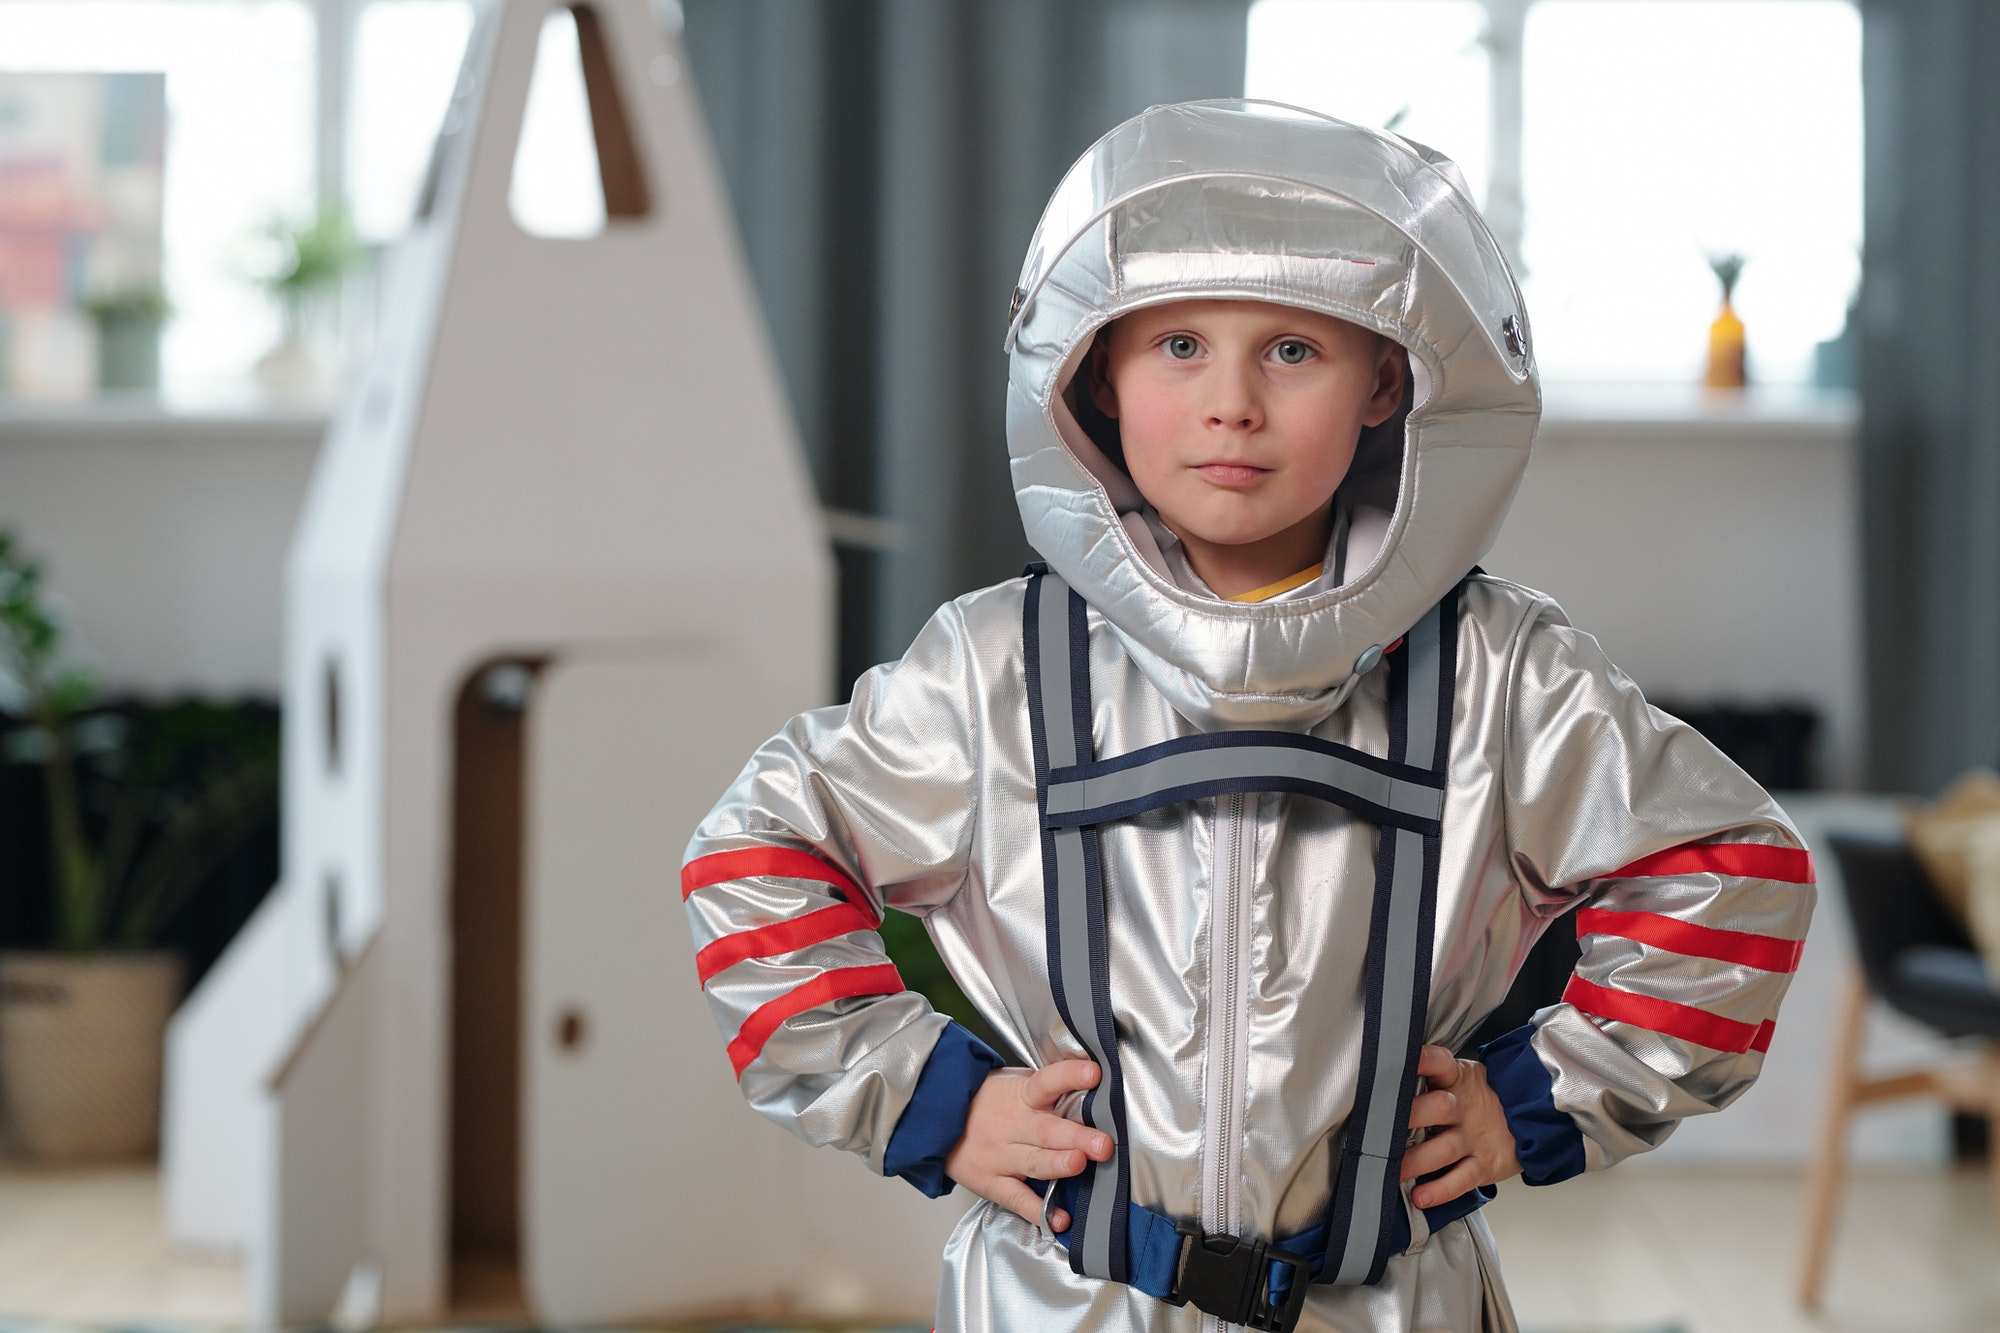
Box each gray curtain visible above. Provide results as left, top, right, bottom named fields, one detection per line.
left=1858, top=0, right=2000, bottom=791
left=680, top=0, right=1249, bottom=690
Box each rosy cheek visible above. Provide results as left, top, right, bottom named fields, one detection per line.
left=1115, top=392, right=1183, bottom=471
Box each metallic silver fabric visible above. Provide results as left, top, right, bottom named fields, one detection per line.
left=684, top=102, right=1813, bottom=1331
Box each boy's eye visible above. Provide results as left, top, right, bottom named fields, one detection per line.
left=1272, top=340, right=1313, bottom=365
left=1163, top=334, right=1199, bottom=360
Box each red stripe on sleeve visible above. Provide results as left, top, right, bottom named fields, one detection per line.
left=1607, top=842, right=1814, bottom=885
left=727, top=963, right=905, bottom=1077
left=1562, top=975, right=1764, bottom=1054
left=682, top=848, right=870, bottom=914
left=1575, top=907, right=1805, bottom=973
left=1751, top=1020, right=1776, bottom=1054
left=695, top=901, right=879, bottom=986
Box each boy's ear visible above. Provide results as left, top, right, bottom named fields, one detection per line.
left=1361, top=341, right=1409, bottom=428
left=1085, top=333, right=1120, bottom=420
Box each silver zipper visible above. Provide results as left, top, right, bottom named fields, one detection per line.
left=1200, top=793, right=1255, bottom=1333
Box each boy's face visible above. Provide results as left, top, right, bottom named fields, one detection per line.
left=1087, top=299, right=1407, bottom=567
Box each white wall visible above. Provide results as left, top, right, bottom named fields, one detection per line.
left=2, top=389, right=1864, bottom=781
left=0, top=406, right=324, bottom=699
left=1485, top=386, right=1863, bottom=788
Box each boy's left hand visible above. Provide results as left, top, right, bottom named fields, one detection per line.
left=1400, top=1045, right=1522, bottom=1209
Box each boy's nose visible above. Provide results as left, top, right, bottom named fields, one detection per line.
left=1205, top=360, right=1263, bottom=431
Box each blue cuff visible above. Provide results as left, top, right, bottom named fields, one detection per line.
left=882, top=1021, right=1005, bottom=1198
left=1479, top=1023, right=1588, bottom=1187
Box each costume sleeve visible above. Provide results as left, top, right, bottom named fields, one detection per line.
left=681, top=601, right=1001, bottom=1192
left=1478, top=599, right=1815, bottom=1182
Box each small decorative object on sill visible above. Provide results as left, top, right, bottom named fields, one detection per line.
left=84, top=285, right=170, bottom=393
left=1813, top=298, right=1858, bottom=391
left=1705, top=252, right=1748, bottom=390
left=253, top=205, right=359, bottom=400
left=0, top=530, right=277, bottom=1162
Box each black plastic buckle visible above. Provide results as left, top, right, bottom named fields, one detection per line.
left=1166, top=1219, right=1312, bottom=1333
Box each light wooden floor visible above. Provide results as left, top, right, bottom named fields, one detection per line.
left=0, top=1164, right=241, bottom=1323
left=0, top=1162, right=1994, bottom=1329
left=1487, top=1163, right=2000, bottom=1333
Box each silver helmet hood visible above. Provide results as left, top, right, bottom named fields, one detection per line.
left=1005, top=99, right=1540, bottom=730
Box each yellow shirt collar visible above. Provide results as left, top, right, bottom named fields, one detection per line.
left=1226, top=563, right=1323, bottom=604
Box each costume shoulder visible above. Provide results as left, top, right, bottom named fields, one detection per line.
left=1459, top=569, right=1568, bottom=636
left=1456, top=569, right=1576, bottom=705
left=940, top=573, right=1033, bottom=644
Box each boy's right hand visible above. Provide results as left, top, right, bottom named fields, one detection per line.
left=944, top=1059, right=1113, bottom=1232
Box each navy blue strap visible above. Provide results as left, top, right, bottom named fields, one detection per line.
left=1320, top=592, right=1455, bottom=1285
left=1024, top=571, right=1132, bottom=1282
left=1046, top=1175, right=1496, bottom=1308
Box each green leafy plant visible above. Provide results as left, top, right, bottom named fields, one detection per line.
left=258, top=204, right=360, bottom=302
left=2, top=530, right=101, bottom=949
left=83, top=285, right=172, bottom=325
left=0, top=530, right=277, bottom=952
left=1708, top=252, right=1746, bottom=302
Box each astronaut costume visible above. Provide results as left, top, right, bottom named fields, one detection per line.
left=681, top=102, right=1815, bottom=1332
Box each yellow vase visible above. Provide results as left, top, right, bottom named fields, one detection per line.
left=1706, top=298, right=1747, bottom=389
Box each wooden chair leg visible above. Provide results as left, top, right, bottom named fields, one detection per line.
left=1798, top=967, right=1868, bottom=1310
left=1982, top=1052, right=2000, bottom=1238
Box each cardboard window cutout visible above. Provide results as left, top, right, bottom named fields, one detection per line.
left=509, top=3, right=651, bottom=237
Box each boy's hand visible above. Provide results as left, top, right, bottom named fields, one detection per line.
left=945, top=1059, right=1114, bottom=1232
left=1401, top=1045, right=1522, bottom=1209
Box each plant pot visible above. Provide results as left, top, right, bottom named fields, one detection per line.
left=94, top=314, right=162, bottom=391
left=0, top=950, right=184, bottom=1162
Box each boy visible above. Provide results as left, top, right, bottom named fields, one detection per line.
left=682, top=102, right=1813, bottom=1332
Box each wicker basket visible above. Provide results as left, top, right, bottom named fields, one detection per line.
left=0, top=951, right=184, bottom=1162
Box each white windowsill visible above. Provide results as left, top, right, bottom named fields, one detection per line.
left=1540, top=381, right=1857, bottom=430
left=0, top=388, right=333, bottom=439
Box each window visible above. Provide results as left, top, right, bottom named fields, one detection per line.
left=1246, top=0, right=1491, bottom=204
left=1521, top=1, right=1861, bottom=383
left=0, top=0, right=478, bottom=401
left=1245, top=0, right=1863, bottom=385
left=349, top=0, right=476, bottom=243
left=0, top=1, right=315, bottom=399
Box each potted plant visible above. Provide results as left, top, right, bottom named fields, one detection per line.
left=0, top=531, right=278, bottom=1161
left=253, top=204, right=360, bottom=397
left=83, top=285, right=171, bottom=393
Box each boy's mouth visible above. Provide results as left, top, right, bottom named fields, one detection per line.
left=1192, top=462, right=1270, bottom=487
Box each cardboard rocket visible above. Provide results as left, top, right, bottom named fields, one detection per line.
left=162, top=1, right=965, bottom=1322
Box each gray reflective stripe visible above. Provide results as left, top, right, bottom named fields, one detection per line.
left=1403, top=603, right=1442, bottom=772
left=1054, top=823, right=1120, bottom=1277
left=1332, top=824, right=1429, bottom=1283
left=1330, top=597, right=1448, bottom=1283
left=1039, top=576, right=1077, bottom=769
left=1045, top=744, right=1443, bottom=823
left=1037, top=574, right=1120, bottom=1280
left=1335, top=1153, right=1389, bottom=1283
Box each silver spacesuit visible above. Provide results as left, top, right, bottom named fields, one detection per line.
left=682, top=102, right=1814, bottom=1332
